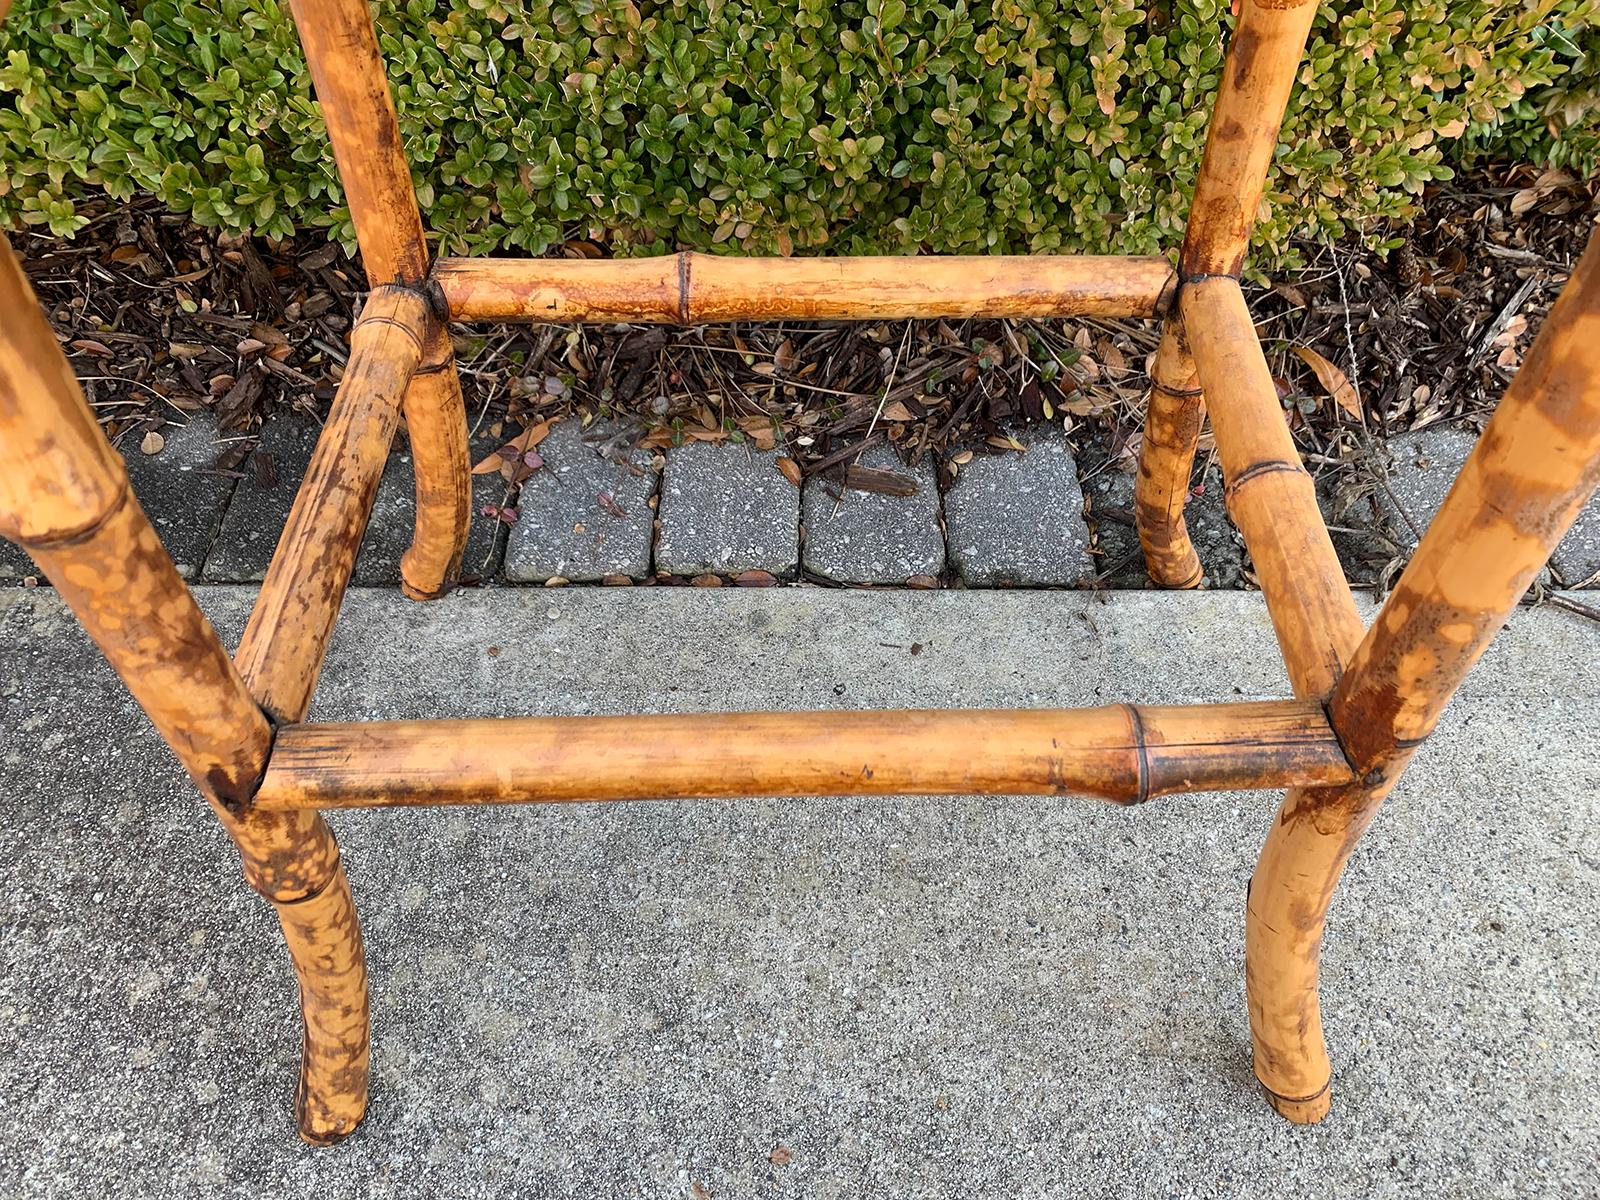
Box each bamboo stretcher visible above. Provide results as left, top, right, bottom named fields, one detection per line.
left=2, top=0, right=1598, bottom=1145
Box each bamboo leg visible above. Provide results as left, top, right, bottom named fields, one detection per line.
left=288, top=0, right=471, bottom=599
left=235, top=287, right=430, bottom=724
left=0, top=236, right=365, bottom=1143
left=1136, top=319, right=1206, bottom=587
left=398, top=324, right=472, bottom=599
left=1247, top=233, right=1600, bottom=1123
left=1182, top=279, right=1365, bottom=700
left=1180, top=0, right=1321, bottom=278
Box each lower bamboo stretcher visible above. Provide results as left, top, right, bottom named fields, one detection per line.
left=252, top=701, right=1353, bottom=810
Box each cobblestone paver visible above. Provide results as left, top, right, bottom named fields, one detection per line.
left=802, top=444, right=944, bottom=584
left=122, top=414, right=239, bottom=580
left=944, top=428, right=1094, bottom=586
left=356, top=431, right=508, bottom=585
left=655, top=440, right=799, bottom=577
left=202, top=414, right=319, bottom=583
left=503, top=419, right=658, bottom=582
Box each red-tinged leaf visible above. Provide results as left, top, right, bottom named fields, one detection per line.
left=522, top=450, right=545, bottom=470
left=597, top=491, right=626, bottom=518
left=69, top=338, right=113, bottom=357
left=734, top=569, right=777, bottom=587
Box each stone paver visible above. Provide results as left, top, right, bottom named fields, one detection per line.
left=356, top=431, right=509, bottom=585
left=1082, top=454, right=1241, bottom=589
left=202, top=414, right=320, bottom=583
left=1355, top=425, right=1600, bottom=587
left=3, top=586, right=1599, bottom=1198
left=1371, top=426, right=1478, bottom=553
left=120, top=413, right=240, bottom=579
left=944, top=427, right=1094, bottom=586
left=656, top=440, right=800, bottom=576
left=204, top=419, right=508, bottom=586
left=802, top=443, right=943, bottom=584
left=504, top=419, right=657, bottom=582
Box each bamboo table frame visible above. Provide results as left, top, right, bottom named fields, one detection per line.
left=2, top=0, right=1599, bottom=1146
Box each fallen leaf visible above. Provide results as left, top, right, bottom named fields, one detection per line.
left=215, top=368, right=265, bottom=430
left=140, top=430, right=166, bottom=455
left=69, top=338, right=113, bottom=357
left=769, top=1145, right=793, bottom=1166
left=1290, top=345, right=1363, bottom=420
left=597, top=491, right=627, bottom=518
left=734, top=569, right=777, bottom=587
left=474, top=418, right=556, bottom=474
left=1491, top=314, right=1528, bottom=347
left=776, top=456, right=803, bottom=487
left=879, top=400, right=916, bottom=422
left=842, top=465, right=917, bottom=496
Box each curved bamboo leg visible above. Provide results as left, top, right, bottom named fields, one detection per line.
left=0, top=235, right=369, bottom=1145
left=1248, top=231, right=1600, bottom=1124
left=1245, top=778, right=1391, bottom=1122
left=1136, top=319, right=1206, bottom=587
left=399, top=325, right=471, bottom=600
left=276, top=857, right=370, bottom=1143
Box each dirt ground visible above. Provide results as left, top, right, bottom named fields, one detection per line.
left=15, top=161, right=1596, bottom=522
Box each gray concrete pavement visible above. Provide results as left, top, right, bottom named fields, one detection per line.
left=1, top=586, right=1597, bottom=1198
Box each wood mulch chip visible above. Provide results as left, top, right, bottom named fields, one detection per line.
left=17, top=163, right=1596, bottom=505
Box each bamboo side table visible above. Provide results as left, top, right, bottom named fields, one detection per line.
left=2, top=0, right=1598, bottom=1145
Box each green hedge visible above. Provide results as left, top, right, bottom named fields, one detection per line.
left=2, top=0, right=1597, bottom=264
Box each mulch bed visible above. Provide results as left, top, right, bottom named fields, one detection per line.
left=15, top=162, right=1596, bottom=501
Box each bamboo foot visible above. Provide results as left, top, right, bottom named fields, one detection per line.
left=397, top=346, right=471, bottom=602
left=273, top=858, right=370, bottom=1146
left=1136, top=318, right=1206, bottom=588
left=1260, top=1079, right=1332, bottom=1124
left=1245, top=781, right=1391, bottom=1128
